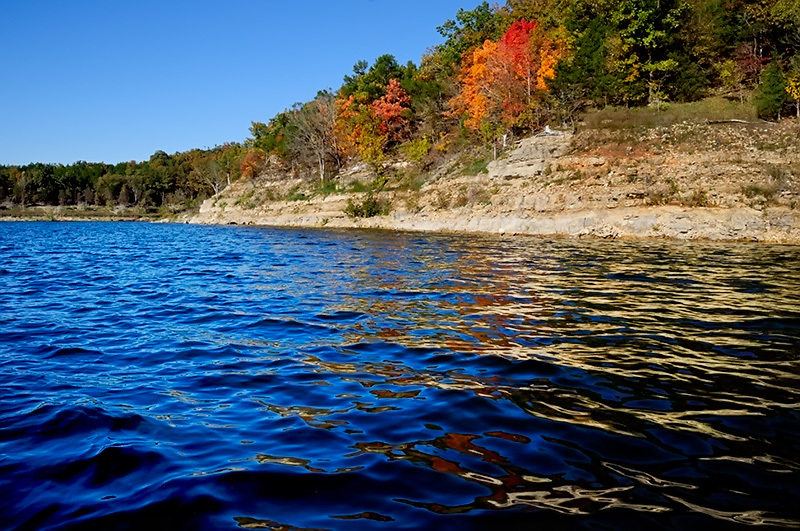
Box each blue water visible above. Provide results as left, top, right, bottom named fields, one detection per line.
left=1, top=222, right=798, bottom=530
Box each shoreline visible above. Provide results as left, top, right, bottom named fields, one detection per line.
left=2, top=205, right=799, bottom=244
left=5, top=118, right=799, bottom=244
left=187, top=204, right=800, bottom=244
left=186, top=120, right=800, bottom=244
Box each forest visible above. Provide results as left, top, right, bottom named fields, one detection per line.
left=2, top=0, right=799, bottom=213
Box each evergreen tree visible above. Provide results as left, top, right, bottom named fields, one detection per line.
left=552, top=17, right=617, bottom=107
left=755, top=62, right=788, bottom=119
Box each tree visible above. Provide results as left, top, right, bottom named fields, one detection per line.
left=785, top=55, right=800, bottom=117
left=11, top=167, right=29, bottom=206
left=247, top=113, right=295, bottom=160
left=216, top=143, right=244, bottom=189
left=755, top=61, right=787, bottom=119
left=450, top=39, right=501, bottom=130
left=288, top=91, right=341, bottom=181
left=370, top=79, right=412, bottom=142
left=436, top=1, right=506, bottom=70
left=787, top=70, right=800, bottom=117
left=450, top=19, right=568, bottom=133
left=336, top=92, right=388, bottom=169
left=609, top=0, right=691, bottom=106
left=118, top=184, right=131, bottom=205
left=717, top=58, right=747, bottom=104
left=0, top=166, right=10, bottom=203
left=240, top=150, right=266, bottom=178
left=504, top=0, right=572, bottom=27
left=193, top=155, right=228, bottom=196
left=552, top=16, right=617, bottom=108
left=341, top=55, right=405, bottom=101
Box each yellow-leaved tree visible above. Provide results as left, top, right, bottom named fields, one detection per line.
left=786, top=68, right=800, bottom=119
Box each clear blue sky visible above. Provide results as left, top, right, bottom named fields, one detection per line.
left=1, top=0, right=482, bottom=166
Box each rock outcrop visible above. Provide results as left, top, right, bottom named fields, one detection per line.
left=189, top=120, right=800, bottom=243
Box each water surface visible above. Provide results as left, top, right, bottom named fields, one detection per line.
left=0, top=222, right=798, bottom=529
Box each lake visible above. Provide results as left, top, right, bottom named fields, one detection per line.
left=1, top=222, right=798, bottom=530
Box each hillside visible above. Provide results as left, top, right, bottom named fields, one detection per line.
left=189, top=101, right=800, bottom=243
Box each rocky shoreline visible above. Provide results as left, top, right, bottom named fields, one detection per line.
left=188, top=120, right=800, bottom=243
left=190, top=200, right=800, bottom=243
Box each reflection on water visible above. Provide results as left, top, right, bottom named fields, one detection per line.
left=0, top=222, right=798, bottom=529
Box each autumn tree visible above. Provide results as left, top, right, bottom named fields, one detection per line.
left=371, top=78, right=412, bottom=143
left=336, top=92, right=388, bottom=168
left=450, top=19, right=568, bottom=134
left=717, top=58, right=747, bottom=104
left=336, top=56, right=417, bottom=168
left=240, top=151, right=266, bottom=178
left=450, top=39, right=498, bottom=131
left=785, top=55, right=800, bottom=118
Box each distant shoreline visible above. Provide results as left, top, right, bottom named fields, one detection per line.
left=0, top=205, right=160, bottom=223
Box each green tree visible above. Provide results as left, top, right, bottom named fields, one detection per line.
left=246, top=113, right=295, bottom=158
left=96, top=173, right=125, bottom=205
left=341, top=54, right=413, bottom=102
left=435, top=1, right=506, bottom=70
left=755, top=61, right=788, bottom=118
left=0, top=166, right=10, bottom=202
left=553, top=16, right=618, bottom=107
left=610, top=0, right=692, bottom=106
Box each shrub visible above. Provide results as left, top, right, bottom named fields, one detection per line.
left=344, top=192, right=387, bottom=218
left=463, top=157, right=489, bottom=175
left=286, top=186, right=308, bottom=201
left=687, top=189, right=710, bottom=207
left=315, top=179, right=338, bottom=196
left=742, top=184, right=778, bottom=201
left=401, top=137, right=432, bottom=164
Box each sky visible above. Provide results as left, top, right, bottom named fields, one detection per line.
left=1, top=0, right=483, bottom=166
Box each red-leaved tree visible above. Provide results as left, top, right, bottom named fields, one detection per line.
left=371, top=79, right=412, bottom=142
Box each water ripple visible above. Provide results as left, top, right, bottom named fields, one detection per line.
left=0, top=222, right=798, bottom=529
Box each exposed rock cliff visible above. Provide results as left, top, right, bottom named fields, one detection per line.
left=189, top=119, right=800, bottom=243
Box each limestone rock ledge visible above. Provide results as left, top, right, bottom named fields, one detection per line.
left=188, top=123, right=800, bottom=243
left=190, top=196, right=800, bottom=243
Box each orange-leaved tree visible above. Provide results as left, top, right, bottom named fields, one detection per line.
left=449, top=39, right=499, bottom=131
left=450, top=19, right=568, bottom=134
left=240, top=150, right=266, bottom=178
left=335, top=93, right=386, bottom=167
